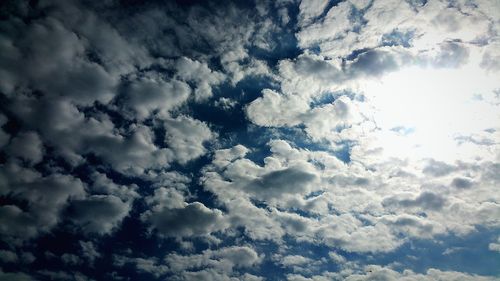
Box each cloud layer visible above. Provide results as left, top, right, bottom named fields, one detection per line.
left=0, top=0, right=499, bottom=280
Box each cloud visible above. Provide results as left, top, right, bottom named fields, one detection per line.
left=165, top=246, right=263, bottom=280
left=67, top=195, right=131, bottom=235
left=489, top=236, right=500, bottom=253
left=347, top=49, right=402, bottom=77
left=422, top=159, right=456, bottom=177
left=0, top=269, right=34, bottom=281
left=298, top=0, right=330, bottom=27
left=340, top=266, right=498, bottom=281
left=280, top=255, right=313, bottom=267
left=174, top=57, right=225, bottom=101
left=383, top=191, right=447, bottom=211
left=0, top=114, right=9, bottom=148
left=163, top=115, right=215, bottom=164
left=451, top=177, right=474, bottom=189
left=119, top=77, right=191, bottom=120
left=133, top=257, right=169, bottom=277
left=5, top=131, right=43, bottom=165
left=246, top=89, right=309, bottom=127
left=432, top=41, right=470, bottom=68
left=79, top=241, right=101, bottom=265
left=481, top=41, right=500, bottom=72
left=0, top=14, right=118, bottom=105
left=244, top=165, right=318, bottom=200
left=0, top=250, right=18, bottom=263
left=143, top=202, right=226, bottom=238
left=0, top=165, right=86, bottom=242
left=0, top=0, right=499, bottom=279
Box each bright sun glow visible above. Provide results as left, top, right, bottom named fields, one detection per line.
left=362, top=55, right=500, bottom=162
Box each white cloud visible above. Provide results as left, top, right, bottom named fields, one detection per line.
left=174, top=57, right=225, bottom=101
left=298, top=0, right=330, bottom=26
left=1, top=0, right=499, bottom=279
left=163, top=115, right=215, bottom=164
left=164, top=246, right=263, bottom=280
left=246, top=89, right=309, bottom=127
left=488, top=236, right=500, bottom=253
left=120, top=77, right=191, bottom=120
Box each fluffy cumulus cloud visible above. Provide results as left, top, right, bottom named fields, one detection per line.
left=142, top=201, right=227, bottom=238
left=0, top=0, right=499, bottom=280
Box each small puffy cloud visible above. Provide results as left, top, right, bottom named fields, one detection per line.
left=451, top=177, right=474, bottom=189
left=211, top=145, right=249, bottom=168
left=174, top=57, right=225, bottom=101
left=244, top=165, right=318, bottom=200
left=318, top=216, right=402, bottom=253
left=347, top=49, right=403, bottom=77
left=163, top=115, right=215, bottom=164
left=341, top=265, right=497, bottom=281
left=79, top=241, right=100, bottom=265
left=247, top=89, right=362, bottom=142
left=120, top=77, right=191, bottom=120
left=89, top=172, right=138, bottom=201
left=296, top=1, right=355, bottom=55
left=85, top=125, right=172, bottom=174
left=431, top=42, right=470, bottom=68
left=383, top=192, right=446, bottom=211
left=379, top=214, right=446, bottom=239
left=0, top=15, right=118, bottom=105
left=481, top=41, right=500, bottom=72
left=0, top=250, right=18, bottom=263
left=37, top=269, right=93, bottom=281
left=213, top=246, right=262, bottom=268
left=214, top=97, right=238, bottom=110
left=164, top=245, right=262, bottom=280
left=246, top=89, right=309, bottom=127
left=488, top=237, right=500, bottom=253
left=302, top=96, right=362, bottom=141
left=61, top=253, right=82, bottom=266
left=0, top=269, right=34, bottom=281
left=67, top=195, right=131, bottom=235
left=143, top=202, right=226, bottom=238
left=5, top=131, right=44, bottom=165
left=422, top=159, right=456, bottom=177
left=0, top=205, right=39, bottom=244
left=280, top=255, right=313, bottom=267
left=298, top=0, right=330, bottom=26
left=134, top=257, right=169, bottom=277
left=145, top=187, right=186, bottom=210
left=0, top=167, right=86, bottom=242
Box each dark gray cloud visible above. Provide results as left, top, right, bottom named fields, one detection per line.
left=383, top=192, right=446, bottom=211
left=422, top=159, right=456, bottom=177
left=4, top=131, right=43, bottom=165
left=0, top=166, right=86, bottom=242
left=143, top=202, right=226, bottom=238
left=67, top=195, right=131, bottom=235
left=451, top=177, right=474, bottom=189
left=245, top=166, right=318, bottom=199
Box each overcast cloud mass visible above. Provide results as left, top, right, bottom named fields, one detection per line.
left=0, top=0, right=500, bottom=280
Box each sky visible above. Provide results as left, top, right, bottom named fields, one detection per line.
left=0, top=0, right=499, bottom=280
